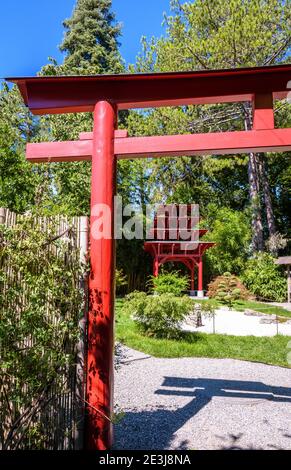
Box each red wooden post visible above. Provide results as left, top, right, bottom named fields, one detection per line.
left=198, top=258, right=203, bottom=294
left=190, top=265, right=195, bottom=292
left=153, top=258, right=159, bottom=277
left=86, top=101, right=116, bottom=450
left=252, top=93, right=274, bottom=130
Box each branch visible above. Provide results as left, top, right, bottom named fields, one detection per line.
left=264, top=36, right=291, bottom=65
left=76, top=395, right=112, bottom=423
left=184, top=44, right=210, bottom=69
left=42, top=226, right=74, bottom=247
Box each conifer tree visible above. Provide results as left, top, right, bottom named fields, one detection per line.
left=59, top=0, right=123, bottom=75
left=40, top=0, right=124, bottom=215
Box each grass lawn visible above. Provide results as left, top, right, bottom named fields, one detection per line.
left=115, top=298, right=291, bottom=367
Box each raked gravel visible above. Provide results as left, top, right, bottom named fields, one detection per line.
left=182, top=307, right=291, bottom=337
left=114, top=345, right=291, bottom=450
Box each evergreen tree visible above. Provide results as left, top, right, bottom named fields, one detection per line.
left=59, top=0, right=123, bottom=75
left=40, top=0, right=124, bottom=215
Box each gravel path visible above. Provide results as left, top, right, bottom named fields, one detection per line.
left=114, top=345, right=291, bottom=450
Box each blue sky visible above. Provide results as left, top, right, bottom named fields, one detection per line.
left=0, top=0, right=172, bottom=78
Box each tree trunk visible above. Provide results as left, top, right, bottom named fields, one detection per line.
left=257, top=153, right=276, bottom=237
left=248, top=151, right=264, bottom=252
left=242, top=103, right=264, bottom=252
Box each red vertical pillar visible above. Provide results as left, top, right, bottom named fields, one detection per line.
left=153, top=257, right=159, bottom=277
left=198, top=258, right=203, bottom=292
left=191, top=264, right=195, bottom=291
left=86, top=101, right=116, bottom=450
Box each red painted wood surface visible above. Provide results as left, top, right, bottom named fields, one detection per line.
left=252, top=93, right=274, bottom=130
left=79, top=129, right=128, bottom=140
left=198, top=258, right=203, bottom=292
left=8, top=64, right=291, bottom=114
left=26, top=127, right=291, bottom=163
left=86, top=101, right=116, bottom=450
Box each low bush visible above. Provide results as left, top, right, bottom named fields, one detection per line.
left=0, top=215, right=84, bottom=449
left=241, top=253, right=286, bottom=302
left=122, top=291, right=193, bottom=338
left=207, top=272, right=250, bottom=306
left=116, top=268, right=127, bottom=294
left=149, top=271, right=189, bottom=296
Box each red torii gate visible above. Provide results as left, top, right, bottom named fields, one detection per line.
left=8, top=64, right=291, bottom=450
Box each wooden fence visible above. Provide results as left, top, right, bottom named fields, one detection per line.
left=0, top=208, right=88, bottom=450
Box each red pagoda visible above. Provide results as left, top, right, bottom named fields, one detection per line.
left=144, top=205, right=215, bottom=297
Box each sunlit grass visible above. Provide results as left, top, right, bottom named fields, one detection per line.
left=115, top=298, right=291, bottom=367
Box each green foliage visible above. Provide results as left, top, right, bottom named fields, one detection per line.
left=38, top=0, right=124, bottom=217
left=116, top=268, right=127, bottom=294
left=122, top=291, right=193, bottom=338
left=60, top=0, right=123, bottom=75
left=0, top=84, right=45, bottom=213
left=204, top=206, right=251, bottom=275
left=207, top=272, right=250, bottom=302
left=210, top=272, right=243, bottom=308
left=131, top=0, right=291, bottom=254
left=242, top=252, right=286, bottom=302
left=0, top=215, right=84, bottom=449
left=147, top=0, right=291, bottom=72
left=199, top=300, right=216, bottom=318
left=149, top=271, right=189, bottom=296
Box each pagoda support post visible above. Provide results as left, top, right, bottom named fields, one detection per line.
left=153, top=258, right=159, bottom=277
left=287, top=265, right=291, bottom=304
left=197, top=258, right=204, bottom=297
left=189, top=262, right=195, bottom=297
left=86, top=101, right=116, bottom=450
left=190, top=264, right=195, bottom=292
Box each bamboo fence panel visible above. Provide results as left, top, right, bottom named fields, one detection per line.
left=0, top=208, right=88, bottom=450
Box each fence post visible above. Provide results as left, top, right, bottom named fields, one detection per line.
left=0, top=208, right=5, bottom=225
left=75, top=215, right=89, bottom=449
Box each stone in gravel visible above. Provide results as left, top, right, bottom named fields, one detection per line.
left=260, top=316, right=277, bottom=324
left=244, top=309, right=265, bottom=317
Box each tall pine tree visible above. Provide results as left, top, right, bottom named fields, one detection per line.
left=59, top=0, right=123, bottom=75
left=40, top=0, right=124, bottom=215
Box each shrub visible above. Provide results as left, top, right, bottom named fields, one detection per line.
left=149, top=271, right=189, bottom=296
left=0, top=215, right=84, bottom=449
left=116, top=268, right=127, bottom=294
left=204, top=207, right=251, bottom=275
left=207, top=272, right=250, bottom=307
left=122, top=291, right=193, bottom=338
left=241, top=253, right=286, bottom=302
